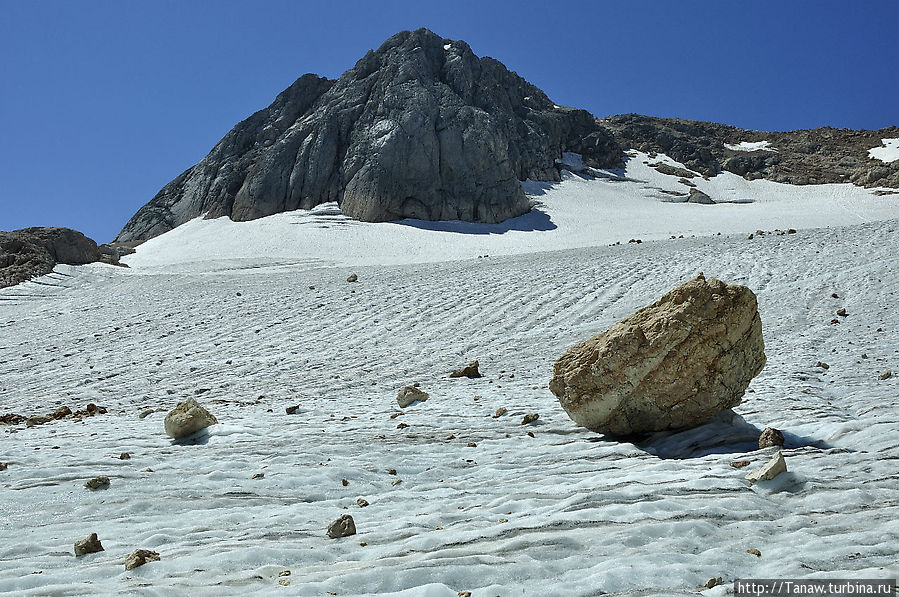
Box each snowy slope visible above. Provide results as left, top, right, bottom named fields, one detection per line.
left=1, top=153, right=898, bottom=596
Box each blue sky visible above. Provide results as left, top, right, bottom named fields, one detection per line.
left=2, top=0, right=897, bottom=242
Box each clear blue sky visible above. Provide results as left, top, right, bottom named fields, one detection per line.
left=2, top=0, right=897, bottom=242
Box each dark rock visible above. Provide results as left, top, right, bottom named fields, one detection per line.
left=346, top=273, right=358, bottom=283
left=285, top=405, right=300, bottom=415
left=84, top=476, right=110, bottom=490
left=356, top=498, right=369, bottom=508
left=650, top=162, right=697, bottom=178
left=521, top=413, right=540, bottom=425
left=51, top=406, right=72, bottom=420
left=1, top=227, right=102, bottom=288
left=688, top=188, right=715, bottom=205
left=879, top=370, right=893, bottom=380
left=119, top=452, right=131, bottom=460
left=758, top=427, right=785, bottom=449
left=74, top=533, right=104, bottom=556
left=449, top=360, right=482, bottom=378
left=115, top=29, right=622, bottom=243
left=327, top=514, right=356, bottom=538
left=1, top=413, right=26, bottom=425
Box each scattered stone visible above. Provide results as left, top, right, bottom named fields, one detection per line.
left=1, top=413, right=26, bottom=425
left=758, top=427, right=785, bottom=449
left=327, top=515, right=356, bottom=539
left=879, top=370, right=892, bottom=380
left=163, top=398, right=218, bottom=440
left=445, top=434, right=456, bottom=440
left=0, top=463, right=7, bottom=471
left=688, top=188, right=715, bottom=204
left=831, top=293, right=839, bottom=298
left=279, top=579, right=290, bottom=587
left=746, top=548, right=762, bottom=557
left=285, top=405, right=300, bottom=415
left=252, top=473, right=265, bottom=479
left=458, top=592, right=472, bottom=597
left=341, top=479, right=349, bottom=487
left=26, top=416, right=52, bottom=427
left=84, top=476, right=110, bottom=490
left=359, top=541, right=368, bottom=547
left=787, top=228, right=797, bottom=234
left=396, top=422, right=409, bottom=429
left=730, top=460, right=751, bottom=469
left=356, top=498, right=369, bottom=508
left=493, top=407, right=508, bottom=418
left=391, top=479, right=402, bottom=486
left=74, top=533, right=104, bottom=556
left=550, top=273, right=766, bottom=435
left=521, top=413, right=540, bottom=425
left=138, top=409, right=155, bottom=419
left=51, top=406, right=72, bottom=420
left=527, top=431, right=535, bottom=438
left=346, top=273, right=358, bottom=283
left=747, top=233, right=754, bottom=240
left=387, top=469, right=397, bottom=476
left=279, top=570, right=291, bottom=577
left=397, top=386, right=429, bottom=408
left=466, top=442, right=477, bottom=448
left=816, top=361, right=830, bottom=369
left=125, top=549, right=160, bottom=570
left=745, top=451, right=787, bottom=483
left=830, top=318, right=840, bottom=325
left=119, top=452, right=131, bottom=460
left=705, top=577, right=723, bottom=589
left=836, top=308, right=847, bottom=317
left=449, top=360, right=482, bottom=378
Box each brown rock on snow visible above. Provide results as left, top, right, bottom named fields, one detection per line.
left=125, top=549, right=160, bottom=570
left=550, top=273, right=766, bottom=435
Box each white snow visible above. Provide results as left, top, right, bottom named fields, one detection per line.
left=724, top=140, right=775, bottom=152
left=2, top=152, right=898, bottom=595
left=868, top=138, right=899, bottom=163
left=443, top=44, right=451, bottom=50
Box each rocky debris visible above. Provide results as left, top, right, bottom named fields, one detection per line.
left=125, top=549, right=160, bottom=571
left=837, top=308, right=848, bottom=317
left=341, top=478, right=349, bottom=486
left=356, top=498, right=370, bottom=508
left=550, top=273, right=766, bottom=435
left=346, top=273, right=358, bottom=283
left=650, top=162, right=697, bottom=178
left=879, top=370, right=893, bottom=380
left=51, top=406, right=72, bottom=420
left=521, top=413, right=540, bottom=425
left=163, top=398, right=218, bottom=440
left=74, top=533, right=104, bottom=557
left=84, top=476, right=110, bottom=490
left=688, top=188, right=715, bottom=205
left=602, top=114, right=899, bottom=189
left=1, top=413, right=26, bottom=425
left=730, top=460, right=751, bottom=469
left=115, top=28, right=622, bottom=243
left=397, top=386, right=429, bottom=408
left=327, top=514, right=356, bottom=538
left=493, top=407, right=508, bottom=418
left=705, top=577, right=723, bottom=589
left=0, top=462, right=8, bottom=471
left=1, top=227, right=104, bottom=288
left=252, top=472, right=264, bottom=479
left=450, top=360, right=483, bottom=379
left=285, top=405, right=300, bottom=415
left=758, top=427, right=785, bottom=449
left=26, top=416, right=52, bottom=427
left=745, top=451, right=787, bottom=483
left=120, top=452, right=131, bottom=460
left=816, top=361, right=830, bottom=369
left=746, top=548, right=762, bottom=558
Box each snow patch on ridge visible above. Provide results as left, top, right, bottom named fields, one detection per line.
left=868, top=138, right=899, bottom=163
left=725, top=140, right=775, bottom=152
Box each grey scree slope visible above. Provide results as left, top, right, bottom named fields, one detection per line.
left=115, top=28, right=621, bottom=243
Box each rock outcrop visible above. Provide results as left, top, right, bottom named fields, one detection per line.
left=163, top=398, right=218, bottom=440
left=115, top=28, right=622, bottom=243
left=550, top=273, right=766, bottom=435
left=0, top=227, right=102, bottom=288
left=603, top=114, right=899, bottom=188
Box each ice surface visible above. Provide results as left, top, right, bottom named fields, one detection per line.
left=1, top=151, right=898, bottom=595
left=724, top=141, right=775, bottom=152
left=868, top=138, right=899, bottom=163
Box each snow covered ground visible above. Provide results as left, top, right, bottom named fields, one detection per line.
left=1, top=153, right=898, bottom=596
left=724, top=141, right=775, bottom=152
left=869, top=138, right=899, bottom=163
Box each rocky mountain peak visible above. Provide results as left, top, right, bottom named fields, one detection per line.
left=115, top=28, right=621, bottom=243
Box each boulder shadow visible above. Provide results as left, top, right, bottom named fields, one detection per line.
left=171, top=427, right=213, bottom=446
left=389, top=206, right=556, bottom=235
left=616, top=410, right=833, bottom=460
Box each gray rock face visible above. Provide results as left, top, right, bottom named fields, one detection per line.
left=1, top=227, right=101, bottom=288
left=116, top=28, right=621, bottom=243
left=550, top=273, right=766, bottom=436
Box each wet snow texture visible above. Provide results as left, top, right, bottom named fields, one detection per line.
left=1, top=155, right=898, bottom=595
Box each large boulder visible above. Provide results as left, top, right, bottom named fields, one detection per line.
left=549, top=273, right=766, bottom=435
left=115, top=28, right=622, bottom=243
left=163, top=398, right=218, bottom=440
left=0, top=227, right=102, bottom=288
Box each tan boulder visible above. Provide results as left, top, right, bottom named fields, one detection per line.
left=550, top=273, right=765, bottom=435
left=163, top=398, right=217, bottom=440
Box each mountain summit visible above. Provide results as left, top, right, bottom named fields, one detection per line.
left=116, top=28, right=621, bottom=243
